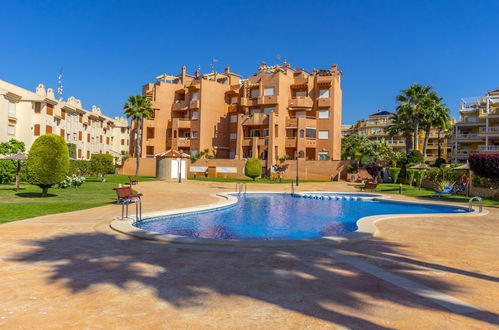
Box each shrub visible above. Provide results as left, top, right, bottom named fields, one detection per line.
left=69, top=160, right=92, bottom=176
left=27, top=134, right=69, bottom=196
left=365, top=165, right=382, bottom=182
left=0, top=139, right=26, bottom=184
left=469, top=153, right=499, bottom=180
left=244, top=158, right=261, bottom=181
left=67, top=143, right=77, bottom=159
left=407, top=150, right=424, bottom=164
left=58, top=175, right=86, bottom=189
left=347, top=163, right=359, bottom=173
left=473, top=175, right=499, bottom=189
left=272, top=163, right=289, bottom=182
left=91, top=154, right=115, bottom=181
left=415, top=170, right=426, bottom=188
left=389, top=167, right=401, bottom=183
left=435, top=157, right=446, bottom=168
left=406, top=169, right=416, bottom=186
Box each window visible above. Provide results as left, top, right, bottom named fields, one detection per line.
left=250, top=109, right=260, bottom=115
left=73, top=133, right=77, bottom=141
left=250, top=129, right=260, bottom=137
left=286, top=128, right=297, bottom=138
left=34, top=102, right=41, bottom=113
left=87, top=134, right=91, bottom=142
left=191, top=92, right=200, bottom=101
left=264, top=87, right=275, bottom=96
left=318, top=110, right=329, bottom=119
left=121, top=139, right=125, bottom=145
left=250, top=88, right=259, bottom=98
left=318, top=130, right=329, bottom=139
left=46, top=125, right=52, bottom=134
left=78, top=149, right=82, bottom=159
left=147, top=127, right=155, bottom=139
left=46, top=104, right=53, bottom=115
left=263, top=128, right=269, bottom=137
left=61, top=110, right=66, bottom=120
left=318, top=151, right=329, bottom=160
left=230, top=96, right=238, bottom=104
left=191, top=111, right=199, bottom=120
left=146, top=146, right=155, bottom=157
left=79, top=114, right=83, bottom=123
left=100, top=136, right=103, bottom=143
left=60, top=128, right=65, bottom=138
left=229, top=151, right=235, bottom=159
left=296, top=112, right=306, bottom=118
left=191, top=131, right=199, bottom=139
left=8, top=102, right=16, bottom=118
left=295, top=90, right=307, bottom=97
left=106, top=137, right=110, bottom=145
left=319, top=89, right=330, bottom=98
left=8, top=124, right=15, bottom=135
left=263, top=107, right=275, bottom=115
left=306, top=128, right=316, bottom=139
left=230, top=133, right=237, bottom=140
left=299, top=129, right=304, bottom=138
left=78, top=132, right=82, bottom=141
left=87, top=151, right=90, bottom=159
left=230, top=115, right=237, bottom=123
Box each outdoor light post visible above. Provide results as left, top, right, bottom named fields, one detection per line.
left=295, top=151, right=299, bottom=186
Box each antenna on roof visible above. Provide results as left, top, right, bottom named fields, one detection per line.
left=276, top=55, right=282, bottom=65
left=57, top=67, right=63, bottom=101
left=210, top=58, right=218, bottom=73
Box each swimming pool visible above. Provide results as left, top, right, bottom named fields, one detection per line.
left=133, top=193, right=469, bottom=240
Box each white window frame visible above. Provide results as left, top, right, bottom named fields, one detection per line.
left=230, top=133, right=237, bottom=140
left=191, top=111, right=199, bottom=120
left=318, top=130, right=329, bottom=139
left=318, top=110, right=329, bottom=119
left=295, top=91, right=307, bottom=97
left=318, top=151, right=329, bottom=160
left=191, top=92, right=200, bottom=101
left=263, top=107, right=275, bottom=115
left=263, top=87, right=275, bottom=96
left=250, top=89, right=259, bottom=98
left=250, top=129, right=260, bottom=137
left=7, top=124, right=15, bottom=135
left=230, top=96, right=238, bottom=104
left=319, top=89, right=330, bottom=98
left=191, top=131, right=199, bottom=139
left=8, top=103, right=16, bottom=118
left=263, top=128, right=269, bottom=137
left=230, top=115, right=237, bottom=123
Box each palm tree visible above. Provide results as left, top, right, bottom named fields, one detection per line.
left=123, top=95, right=154, bottom=176
left=395, top=84, right=433, bottom=151
left=385, top=110, right=414, bottom=153
left=432, top=107, right=452, bottom=160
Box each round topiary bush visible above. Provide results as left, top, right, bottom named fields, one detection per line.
left=244, top=158, right=261, bottom=181
left=28, top=134, right=70, bottom=196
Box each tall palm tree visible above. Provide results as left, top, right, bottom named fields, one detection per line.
left=385, top=110, right=414, bottom=153
left=432, top=107, right=452, bottom=160
left=123, top=95, right=154, bottom=176
left=395, top=84, right=433, bottom=151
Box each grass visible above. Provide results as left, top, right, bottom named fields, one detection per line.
left=188, top=177, right=328, bottom=184
left=365, top=183, right=499, bottom=206
left=0, top=175, right=156, bottom=224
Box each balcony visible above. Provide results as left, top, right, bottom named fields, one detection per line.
left=240, top=98, right=258, bottom=107
left=257, top=95, right=278, bottom=105
left=189, top=100, right=200, bottom=109
left=479, top=145, right=499, bottom=152
left=177, top=138, right=191, bottom=147
left=172, top=100, right=188, bottom=111
left=388, top=141, right=406, bottom=147
left=452, top=133, right=482, bottom=141
left=286, top=117, right=298, bottom=127
left=242, top=137, right=267, bottom=146
left=460, top=106, right=478, bottom=113
left=241, top=113, right=269, bottom=126
left=317, top=98, right=330, bottom=107
left=285, top=138, right=297, bottom=148
left=456, top=117, right=483, bottom=126
left=479, top=127, right=499, bottom=136
left=288, top=96, right=312, bottom=109
left=228, top=104, right=238, bottom=112
left=174, top=118, right=191, bottom=129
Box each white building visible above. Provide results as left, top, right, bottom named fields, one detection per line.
left=0, top=79, right=129, bottom=159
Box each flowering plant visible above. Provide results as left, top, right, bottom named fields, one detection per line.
left=58, top=175, right=85, bottom=189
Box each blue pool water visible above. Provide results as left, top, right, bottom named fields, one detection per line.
left=135, top=194, right=469, bottom=240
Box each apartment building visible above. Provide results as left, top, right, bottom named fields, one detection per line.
left=343, top=109, right=450, bottom=162
left=135, top=62, right=342, bottom=169
left=0, top=79, right=130, bottom=159
left=449, top=88, right=499, bottom=163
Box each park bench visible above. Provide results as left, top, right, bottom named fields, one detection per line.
left=360, top=182, right=378, bottom=192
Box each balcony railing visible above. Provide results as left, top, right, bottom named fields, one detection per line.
left=455, top=133, right=481, bottom=139
left=288, top=96, right=313, bottom=108
left=479, top=145, right=499, bottom=151
left=480, top=127, right=499, bottom=133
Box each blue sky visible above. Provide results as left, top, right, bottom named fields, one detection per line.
left=2, top=0, right=498, bottom=124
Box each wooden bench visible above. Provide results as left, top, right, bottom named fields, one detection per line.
left=360, top=182, right=378, bottom=191
left=113, top=186, right=143, bottom=220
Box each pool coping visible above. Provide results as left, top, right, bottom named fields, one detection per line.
left=110, top=192, right=489, bottom=248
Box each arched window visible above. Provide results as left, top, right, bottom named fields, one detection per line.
left=299, top=129, right=304, bottom=138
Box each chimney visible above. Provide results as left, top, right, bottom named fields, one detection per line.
left=331, top=64, right=338, bottom=71
left=224, top=66, right=230, bottom=74
left=181, top=65, right=186, bottom=75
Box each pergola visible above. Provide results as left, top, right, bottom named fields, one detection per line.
left=0, top=152, right=28, bottom=192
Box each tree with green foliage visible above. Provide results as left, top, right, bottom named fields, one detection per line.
left=406, top=150, right=424, bottom=164
left=389, top=167, right=401, bottom=183
left=0, top=139, right=26, bottom=188
left=406, top=169, right=416, bottom=186
left=91, top=154, right=115, bottom=182
left=27, top=134, right=69, bottom=196
left=341, top=134, right=378, bottom=166
left=66, top=143, right=77, bottom=159
left=244, top=158, right=261, bottom=181
left=123, top=95, right=154, bottom=176
left=415, top=170, right=426, bottom=190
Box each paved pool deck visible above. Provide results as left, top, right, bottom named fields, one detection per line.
left=0, top=180, right=498, bottom=329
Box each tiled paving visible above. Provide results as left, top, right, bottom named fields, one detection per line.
left=0, top=180, right=498, bottom=329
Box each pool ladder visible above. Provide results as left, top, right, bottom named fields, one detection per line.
left=291, top=181, right=295, bottom=195
left=468, top=196, right=483, bottom=213
left=236, top=183, right=247, bottom=195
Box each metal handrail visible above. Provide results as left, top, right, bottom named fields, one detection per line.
left=468, top=196, right=483, bottom=213
left=291, top=181, right=295, bottom=195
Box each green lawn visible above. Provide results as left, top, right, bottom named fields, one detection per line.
left=188, top=177, right=328, bottom=184
left=365, top=183, right=499, bottom=206
left=0, top=175, right=156, bottom=224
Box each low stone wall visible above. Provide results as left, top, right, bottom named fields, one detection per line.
left=119, top=157, right=353, bottom=181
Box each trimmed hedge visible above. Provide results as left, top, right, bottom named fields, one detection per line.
left=469, top=153, right=499, bottom=180
left=389, top=167, right=401, bottom=183
left=27, top=134, right=69, bottom=196
left=244, top=158, right=261, bottom=181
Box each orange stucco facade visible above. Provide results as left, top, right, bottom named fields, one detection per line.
left=132, top=62, right=342, bottom=171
